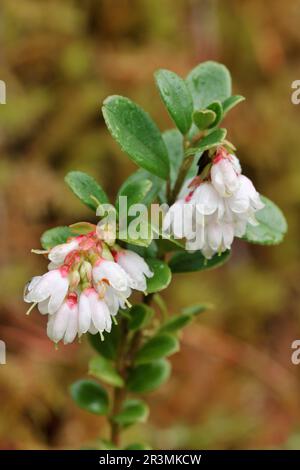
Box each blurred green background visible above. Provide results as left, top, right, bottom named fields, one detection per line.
left=1, top=0, right=300, bottom=450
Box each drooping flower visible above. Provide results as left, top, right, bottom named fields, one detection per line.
left=78, top=287, right=112, bottom=337
left=24, top=268, right=69, bottom=315
left=47, top=293, right=79, bottom=344
left=92, top=259, right=129, bottom=292
left=162, top=199, right=195, bottom=239
left=114, top=249, right=153, bottom=292
left=48, top=239, right=79, bottom=265
left=163, top=148, right=264, bottom=259
left=226, top=175, right=264, bottom=215
left=24, top=228, right=153, bottom=344
left=210, top=154, right=241, bottom=197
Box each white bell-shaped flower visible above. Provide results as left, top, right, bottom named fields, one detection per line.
left=24, top=268, right=69, bottom=315
left=48, top=239, right=79, bottom=265
left=92, top=259, right=129, bottom=292
left=78, top=287, right=112, bottom=336
left=115, top=249, right=153, bottom=292
left=46, top=293, right=79, bottom=344
left=163, top=199, right=195, bottom=239
left=211, top=154, right=241, bottom=197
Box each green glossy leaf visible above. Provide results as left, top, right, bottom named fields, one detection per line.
left=113, top=399, right=149, bottom=426
left=207, top=100, right=223, bottom=128
left=116, top=179, right=153, bottom=212
left=102, top=95, right=169, bottom=180
left=135, top=333, right=179, bottom=364
left=88, top=356, right=124, bottom=388
left=70, top=380, right=109, bottom=415
left=159, top=314, right=193, bottom=333
left=65, top=171, right=109, bottom=211
left=193, top=109, right=216, bottom=130
left=242, top=196, right=287, bottom=245
left=162, top=129, right=184, bottom=189
left=88, top=324, right=120, bottom=360
left=146, top=258, right=172, bottom=293
left=185, top=128, right=227, bottom=157
left=186, top=61, right=232, bottom=109
left=155, top=69, right=193, bottom=135
left=119, top=221, right=153, bottom=248
left=169, top=250, right=231, bottom=273
left=222, top=95, right=245, bottom=115
left=117, top=169, right=161, bottom=207
left=127, top=359, right=171, bottom=393
left=152, top=225, right=185, bottom=252
left=127, top=304, right=154, bottom=331
left=40, top=226, right=74, bottom=249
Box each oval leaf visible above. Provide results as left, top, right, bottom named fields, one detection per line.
left=242, top=196, right=287, bottom=245
left=162, top=129, right=184, bottom=189
left=185, top=128, right=227, bottom=157
left=41, top=226, right=74, bottom=250
left=222, top=95, right=245, bottom=115
left=186, top=61, right=232, bottom=109
left=155, top=69, right=193, bottom=135
left=70, top=379, right=109, bottom=415
left=65, top=171, right=109, bottom=211
left=169, top=250, right=231, bottom=273
left=135, top=333, right=179, bottom=365
left=113, top=399, right=149, bottom=426
left=120, top=170, right=161, bottom=207
left=116, top=179, right=153, bottom=212
left=160, top=314, right=193, bottom=333
left=89, top=356, right=124, bottom=388
left=127, top=304, right=154, bottom=331
left=127, top=359, right=171, bottom=393
left=146, top=258, right=172, bottom=293
left=102, top=96, right=169, bottom=180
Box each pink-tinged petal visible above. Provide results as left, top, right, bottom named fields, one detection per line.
left=48, top=240, right=79, bottom=264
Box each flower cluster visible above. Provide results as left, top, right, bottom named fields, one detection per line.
left=163, top=147, right=264, bottom=258
left=24, top=232, right=153, bottom=344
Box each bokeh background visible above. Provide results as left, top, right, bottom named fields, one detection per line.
left=1, top=0, right=300, bottom=450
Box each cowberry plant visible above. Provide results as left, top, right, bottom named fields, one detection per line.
left=24, top=61, right=287, bottom=449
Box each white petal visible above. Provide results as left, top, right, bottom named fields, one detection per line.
left=48, top=240, right=78, bottom=264
left=194, top=182, right=223, bottom=216
left=78, top=293, right=92, bottom=335
left=38, top=298, right=49, bottom=315
left=51, top=305, right=70, bottom=343
left=91, top=298, right=109, bottom=332
left=24, top=276, right=42, bottom=302
left=47, top=277, right=69, bottom=314
left=93, top=261, right=128, bottom=292
left=63, top=307, right=78, bottom=344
